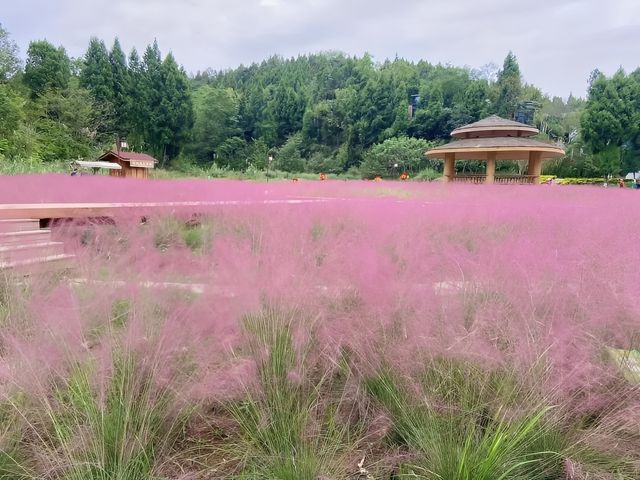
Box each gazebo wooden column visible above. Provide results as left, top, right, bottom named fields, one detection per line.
left=527, top=151, right=542, bottom=184
left=485, top=152, right=496, bottom=184
left=443, top=152, right=455, bottom=183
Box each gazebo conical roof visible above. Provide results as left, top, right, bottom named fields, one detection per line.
left=450, top=115, right=539, bottom=139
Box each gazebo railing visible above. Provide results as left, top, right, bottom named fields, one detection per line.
left=494, top=175, right=537, bottom=185
left=447, top=174, right=538, bottom=184
left=448, top=174, right=487, bottom=184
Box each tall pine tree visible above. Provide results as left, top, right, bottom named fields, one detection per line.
left=158, top=52, right=193, bottom=161
left=80, top=38, right=114, bottom=107
left=126, top=47, right=144, bottom=147
left=109, top=38, right=129, bottom=137
left=495, top=51, right=522, bottom=119
left=137, top=41, right=192, bottom=162
left=80, top=37, right=114, bottom=138
left=141, top=40, right=164, bottom=157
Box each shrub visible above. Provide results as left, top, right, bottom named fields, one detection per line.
left=360, top=136, right=435, bottom=179
left=555, top=177, right=605, bottom=185
left=306, top=151, right=343, bottom=174
left=413, top=167, right=441, bottom=182
left=276, top=133, right=305, bottom=173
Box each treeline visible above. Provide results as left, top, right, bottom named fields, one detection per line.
left=0, top=23, right=639, bottom=177
left=0, top=28, right=191, bottom=167
left=187, top=51, right=582, bottom=176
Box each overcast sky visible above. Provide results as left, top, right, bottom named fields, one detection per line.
left=3, top=0, right=639, bottom=98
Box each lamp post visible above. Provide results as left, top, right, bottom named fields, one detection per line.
left=267, top=155, right=273, bottom=182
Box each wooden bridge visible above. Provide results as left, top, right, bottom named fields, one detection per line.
left=0, top=199, right=334, bottom=271
left=0, top=199, right=334, bottom=221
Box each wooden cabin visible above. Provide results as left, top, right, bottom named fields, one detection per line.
left=97, top=150, right=158, bottom=179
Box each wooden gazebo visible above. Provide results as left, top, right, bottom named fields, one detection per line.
left=97, top=150, right=158, bottom=179
left=425, top=115, right=565, bottom=184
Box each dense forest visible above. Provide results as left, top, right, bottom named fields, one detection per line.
left=1, top=23, right=639, bottom=178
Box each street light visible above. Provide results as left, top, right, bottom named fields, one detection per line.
left=267, top=155, right=273, bottom=182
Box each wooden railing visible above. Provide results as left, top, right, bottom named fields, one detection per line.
left=449, top=175, right=487, bottom=184
left=494, top=175, right=537, bottom=185
left=447, top=175, right=538, bottom=185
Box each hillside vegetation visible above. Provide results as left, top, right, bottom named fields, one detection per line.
left=1, top=24, right=639, bottom=178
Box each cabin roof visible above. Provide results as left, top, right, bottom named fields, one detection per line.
left=98, top=150, right=158, bottom=165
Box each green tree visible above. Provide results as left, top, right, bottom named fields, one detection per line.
left=191, top=85, right=240, bottom=163
left=581, top=70, right=638, bottom=176
left=0, top=84, right=23, bottom=142
left=80, top=37, right=115, bottom=140
left=157, top=52, right=193, bottom=161
left=460, top=80, right=490, bottom=122
left=360, top=136, right=434, bottom=178
left=409, top=83, right=450, bottom=140
left=126, top=48, right=144, bottom=147
left=110, top=38, right=130, bottom=136
left=216, top=136, right=248, bottom=169
left=140, top=41, right=164, bottom=156
left=276, top=133, right=305, bottom=172
left=80, top=38, right=114, bottom=105
left=495, top=51, right=522, bottom=119
left=0, top=23, right=20, bottom=82
left=132, top=42, right=193, bottom=161
left=24, top=40, right=71, bottom=98
left=31, top=78, right=96, bottom=161
left=581, top=71, right=634, bottom=152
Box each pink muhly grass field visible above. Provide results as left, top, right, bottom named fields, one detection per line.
left=1, top=177, right=640, bottom=478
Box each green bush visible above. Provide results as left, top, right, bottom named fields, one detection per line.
left=276, top=133, right=305, bottom=173
left=360, top=136, right=435, bottom=179
left=555, top=177, right=605, bottom=185
left=306, top=151, right=343, bottom=174
left=414, top=167, right=441, bottom=181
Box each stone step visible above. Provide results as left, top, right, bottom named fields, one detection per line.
left=0, top=219, right=41, bottom=233
left=0, top=229, right=52, bottom=246
left=0, top=253, right=75, bottom=271
left=0, top=241, right=65, bottom=264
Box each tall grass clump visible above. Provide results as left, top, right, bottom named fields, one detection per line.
left=0, top=398, right=31, bottom=479
left=366, top=358, right=567, bottom=479
left=0, top=281, right=197, bottom=479
left=225, top=305, right=364, bottom=479
left=38, top=352, right=186, bottom=480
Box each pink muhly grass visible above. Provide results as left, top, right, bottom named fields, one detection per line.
left=0, top=177, right=639, bottom=476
